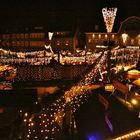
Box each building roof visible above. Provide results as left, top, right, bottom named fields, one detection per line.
left=118, top=16, right=140, bottom=37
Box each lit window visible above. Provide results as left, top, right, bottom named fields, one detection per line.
left=98, top=34, right=101, bottom=39
left=105, top=34, right=108, bottom=38
left=92, top=34, right=95, bottom=38
left=112, top=34, right=115, bottom=39
left=88, top=39, right=91, bottom=43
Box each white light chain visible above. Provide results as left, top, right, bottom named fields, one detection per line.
left=102, top=7, right=117, bottom=33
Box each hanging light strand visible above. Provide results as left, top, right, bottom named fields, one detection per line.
left=102, top=7, right=117, bottom=33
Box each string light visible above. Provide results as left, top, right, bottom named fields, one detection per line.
left=102, top=7, right=117, bottom=33
left=112, top=129, right=140, bottom=140
left=0, top=47, right=101, bottom=65
left=23, top=52, right=108, bottom=139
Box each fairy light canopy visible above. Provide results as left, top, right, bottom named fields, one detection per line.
left=102, top=7, right=117, bottom=33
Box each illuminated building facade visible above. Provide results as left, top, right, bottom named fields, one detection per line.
left=0, top=16, right=139, bottom=52
left=118, top=16, right=140, bottom=48
left=49, top=31, right=78, bottom=53
left=86, top=16, right=140, bottom=51
left=85, top=32, right=117, bottom=51
left=0, top=27, right=46, bottom=51
left=0, top=27, right=78, bottom=53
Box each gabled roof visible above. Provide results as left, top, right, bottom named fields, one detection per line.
left=118, top=16, right=140, bottom=37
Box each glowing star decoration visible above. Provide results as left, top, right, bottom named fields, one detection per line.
left=102, top=7, right=117, bottom=33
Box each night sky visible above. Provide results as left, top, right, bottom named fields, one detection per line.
left=0, top=0, right=139, bottom=32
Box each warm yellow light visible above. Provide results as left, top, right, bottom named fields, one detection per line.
left=66, top=97, right=71, bottom=103
left=123, top=65, right=132, bottom=71
left=102, top=7, right=117, bottom=33
left=138, top=112, right=140, bottom=118
left=31, top=122, right=34, bottom=126
left=112, top=129, right=140, bottom=140
left=117, top=65, right=123, bottom=71
left=128, top=69, right=140, bottom=75
left=44, top=44, right=50, bottom=49
left=105, top=84, right=114, bottom=92
left=48, top=32, right=53, bottom=40
left=92, top=34, right=95, bottom=38
left=131, top=99, right=138, bottom=105
left=24, top=112, right=28, bottom=117
left=133, top=78, right=140, bottom=86
left=122, top=33, right=128, bottom=44
left=24, top=119, right=27, bottom=122
left=112, top=34, right=115, bottom=39
left=29, top=118, right=33, bottom=122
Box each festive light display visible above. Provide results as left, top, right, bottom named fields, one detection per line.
left=48, top=32, right=53, bottom=41
left=102, top=8, right=117, bottom=82
left=0, top=65, right=16, bottom=85
left=112, top=129, right=140, bottom=140
left=0, top=48, right=52, bottom=58
left=22, top=52, right=107, bottom=140
left=122, top=33, right=128, bottom=45
left=0, top=48, right=101, bottom=65
left=48, top=32, right=54, bottom=57
left=24, top=96, right=66, bottom=140
left=111, top=48, right=140, bottom=66
left=12, top=46, right=140, bottom=139
left=102, top=7, right=117, bottom=33
left=24, top=89, right=92, bottom=139
left=79, top=52, right=107, bottom=85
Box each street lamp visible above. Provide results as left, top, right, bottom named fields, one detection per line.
left=44, top=32, right=54, bottom=57
left=102, top=7, right=117, bottom=82
left=122, top=33, right=128, bottom=45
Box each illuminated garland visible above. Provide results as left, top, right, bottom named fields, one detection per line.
left=22, top=52, right=107, bottom=140
left=0, top=48, right=102, bottom=65
left=24, top=96, right=66, bottom=140
left=112, top=129, right=140, bottom=140
left=102, top=7, right=117, bottom=33
left=79, top=52, right=107, bottom=85
left=0, top=48, right=51, bottom=58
